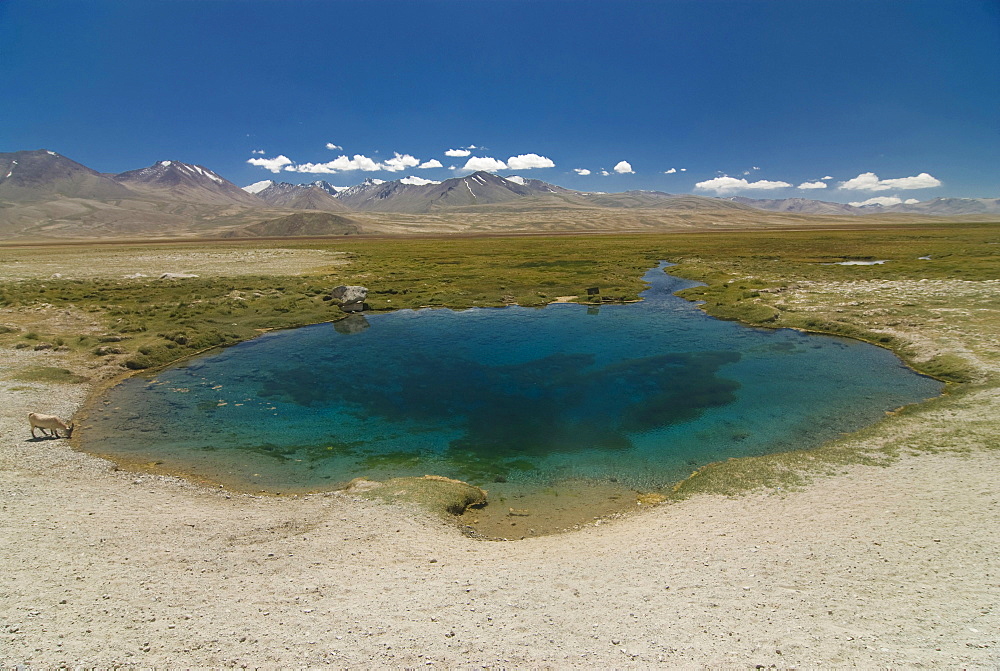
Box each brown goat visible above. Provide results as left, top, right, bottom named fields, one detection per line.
left=28, top=412, right=74, bottom=439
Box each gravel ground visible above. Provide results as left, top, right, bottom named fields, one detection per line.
left=2, top=339, right=998, bottom=668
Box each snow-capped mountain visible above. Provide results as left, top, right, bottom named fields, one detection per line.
left=115, top=160, right=264, bottom=206
left=309, top=180, right=351, bottom=196
left=243, top=179, right=274, bottom=194
left=332, top=177, right=388, bottom=203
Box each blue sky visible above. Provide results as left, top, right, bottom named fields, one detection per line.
left=3, top=0, right=998, bottom=204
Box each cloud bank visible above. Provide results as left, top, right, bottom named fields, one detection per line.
left=695, top=176, right=792, bottom=194
left=506, top=153, right=555, bottom=170
left=797, top=181, right=828, bottom=190
left=462, top=156, right=508, bottom=172
left=445, top=148, right=471, bottom=157
left=840, top=172, right=941, bottom=191
left=247, top=155, right=293, bottom=173
left=399, top=175, right=440, bottom=186
left=382, top=153, right=421, bottom=172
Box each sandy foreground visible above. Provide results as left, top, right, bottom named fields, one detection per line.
left=1, top=342, right=998, bottom=669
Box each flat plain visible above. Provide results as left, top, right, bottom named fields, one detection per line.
left=1, top=223, right=998, bottom=667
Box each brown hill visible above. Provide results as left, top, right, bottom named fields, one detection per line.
left=219, top=212, right=362, bottom=238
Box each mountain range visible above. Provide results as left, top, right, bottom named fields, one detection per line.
left=0, top=149, right=997, bottom=240
left=729, top=195, right=1000, bottom=217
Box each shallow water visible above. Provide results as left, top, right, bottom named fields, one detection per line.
left=83, top=263, right=941, bottom=510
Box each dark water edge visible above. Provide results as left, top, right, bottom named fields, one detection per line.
left=80, top=263, right=943, bottom=536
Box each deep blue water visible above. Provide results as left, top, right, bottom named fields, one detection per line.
left=82, top=264, right=942, bottom=493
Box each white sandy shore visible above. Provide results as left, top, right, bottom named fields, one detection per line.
left=2, top=345, right=998, bottom=668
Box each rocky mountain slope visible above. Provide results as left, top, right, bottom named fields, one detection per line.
left=0, top=150, right=135, bottom=202
left=246, top=181, right=351, bottom=212
left=115, top=160, right=264, bottom=207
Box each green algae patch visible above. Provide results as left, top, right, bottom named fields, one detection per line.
left=343, top=475, right=488, bottom=516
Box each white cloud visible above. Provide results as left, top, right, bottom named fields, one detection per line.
left=506, top=175, right=526, bottom=185
left=614, top=161, right=635, bottom=174
left=446, top=148, right=472, bottom=157
left=881, top=173, right=942, bottom=189
left=840, top=171, right=942, bottom=191
left=822, top=175, right=833, bottom=180
left=695, top=176, right=792, bottom=194
left=574, top=168, right=592, bottom=176
left=462, top=156, right=508, bottom=172
left=285, top=154, right=383, bottom=173
left=680, top=168, right=687, bottom=172
left=418, top=159, right=443, bottom=169
left=664, top=168, right=677, bottom=174
left=399, top=175, right=440, bottom=186
left=325, top=142, right=343, bottom=150
left=797, top=181, right=828, bottom=190
left=251, top=149, right=265, bottom=155
left=382, top=152, right=421, bottom=172
left=849, top=196, right=903, bottom=207
left=840, top=172, right=886, bottom=190
left=752, top=166, right=761, bottom=171
left=247, top=155, right=293, bottom=173
left=904, top=198, right=920, bottom=204
left=600, top=170, right=611, bottom=176
left=506, top=153, right=555, bottom=170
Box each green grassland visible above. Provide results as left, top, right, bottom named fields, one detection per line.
left=1, top=222, right=998, bottom=501
left=2, top=224, right=996, bottom=373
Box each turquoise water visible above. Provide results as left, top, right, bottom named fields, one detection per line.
left=82, top=264, right=941, bottom=494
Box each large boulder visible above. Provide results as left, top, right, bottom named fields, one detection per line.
left=330, top=285, right=368, bottom=311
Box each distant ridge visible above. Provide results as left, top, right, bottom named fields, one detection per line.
left=884, top=197, right=1000, bottom=215
left=730, top=196, right=862, bottom=216
left=730, top=195, right=1000, bottom=216
left=333, top=171, right=546, bottom=213
left=247, top=181, right=350, bottom=212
